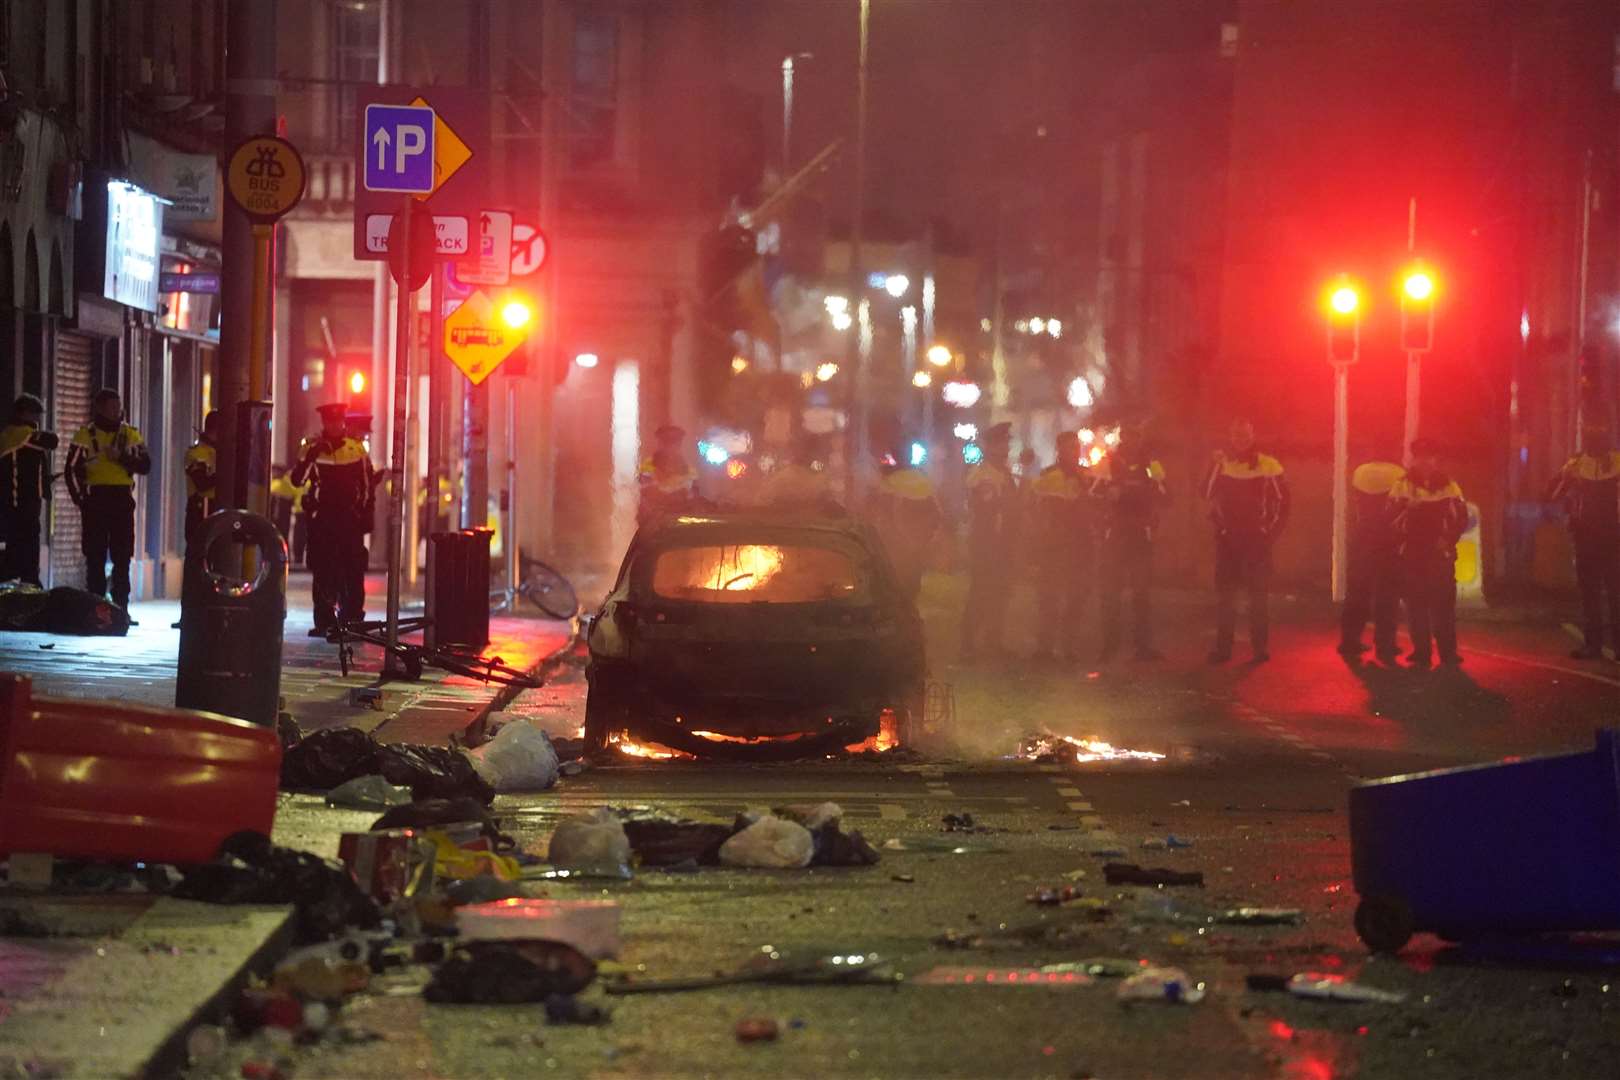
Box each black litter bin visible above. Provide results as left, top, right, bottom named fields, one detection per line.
left=426, top=528, right=492, bottom=650
left=174, top=510, right=287, bottom=726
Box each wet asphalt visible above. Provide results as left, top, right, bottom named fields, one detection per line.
left=235, top=580, right=1620, bottom=1078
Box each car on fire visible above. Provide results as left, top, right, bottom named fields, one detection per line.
left=584, top=510, right=926, bottom=759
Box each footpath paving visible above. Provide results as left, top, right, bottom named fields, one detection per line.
left=0, top=571, right=573, bottom=1079
left=0, top=571, right=573, bottom=744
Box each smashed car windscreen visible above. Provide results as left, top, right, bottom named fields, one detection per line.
left=649, top=543, right=862, bottom=603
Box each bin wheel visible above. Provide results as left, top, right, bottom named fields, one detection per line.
left=1355, top=894, right=1415, bottom=954
left=338, top=642, right=354, bottom=678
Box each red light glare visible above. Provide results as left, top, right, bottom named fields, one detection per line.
left=348, top=371, right=366, bottom=395
left=1329, top=286, right=1359, bottom=315
left=1403, top=272, right=1434, bottom=301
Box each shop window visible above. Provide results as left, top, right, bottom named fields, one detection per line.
left=331, top=1, right=381, bottom=146
left=569, top=14, right=619, bottom=168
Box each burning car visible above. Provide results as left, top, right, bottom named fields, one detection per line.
left=584, top=511, right=926, bottom=759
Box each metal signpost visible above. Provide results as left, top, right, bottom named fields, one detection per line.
left=443, top=289, right=532, bottom=386
left=356, top=92, right=479, bottom=679
left=225, top=134, right=306, bottom=521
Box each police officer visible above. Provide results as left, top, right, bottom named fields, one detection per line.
left=1391, top=437, right=1468, bottom=668
left=65, top=390, right=150, bottom=615
left=183, top=412, right=220, bottom=546
left=1031, top=430, right=1091, bottom=662
left=1091, top=424, right=1168, bottom=662
left=1548, top=422, right=1620, bottom=660
left=1204, top=419, right=1290, bottom=663
left=960, top=423, right=1017, bottom=661
left=0, top=394, right=57, bottom=585
left=1339, top=461, right=1406, bottom=663
left=292, top=402, right=376, bottom=635
left=760, top=438, right=838, bottom=512
left=867, top=440, right=940, bottom=601
left=638, top=424, right=698, bottom=528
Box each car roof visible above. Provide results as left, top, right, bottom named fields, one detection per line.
left=638, top=509, right=868, bottom=543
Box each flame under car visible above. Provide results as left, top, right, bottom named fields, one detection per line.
left=584, top=513, right=926, bottom=759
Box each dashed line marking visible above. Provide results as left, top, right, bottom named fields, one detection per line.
left=1036, top=764, right=1062, bottom=774
left=1467, top=647, right=1620, bottom=689
left=1066, top=801, right=1094, bottom=812
left=1055, top=786, right=1082, bottom=797
left=878, top=803, right=906, bottom=820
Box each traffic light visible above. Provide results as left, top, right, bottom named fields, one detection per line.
left=1324, top=280, right=1361, bottom=363
left=347, top=369, right=367, bottom=397
left=1399, top=266, right=1436, bottom=353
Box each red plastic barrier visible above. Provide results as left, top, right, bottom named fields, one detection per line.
left=0, top=674, right=281, bottom=865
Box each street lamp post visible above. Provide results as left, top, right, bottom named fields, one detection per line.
left=1326, top=281, right=1361, bottom=604
left=844, top=0, right=870, bottom=505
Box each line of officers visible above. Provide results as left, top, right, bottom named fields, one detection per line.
left=0, top=394, right=376, bottom=635
left=865, top=420, right=1493, bottom=671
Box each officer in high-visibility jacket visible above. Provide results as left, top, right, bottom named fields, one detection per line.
left=1030, top=430, right=1092, bottom=661
left=269, top=465, right=309, bottom=566
left=1090, top=425, right=1168, bottom=662
left=292, top=402, right=376, bottom=635
left=1548, top=423, right=1620, bottom=660
left=638, top=424, right=698, bottom=528
left=960, top=423, right=1017, bottom=660
left=1391, top=437, right=1468, bottom=668
left=1203, top=419, right=1290, bottom=663
left=1339, top=461, right=1406, bottom=663
left=866, top=443, right=940, bottom=601
left=182, top=411, right=220, bottom=546
left=0, top=394, right=57, bottom=586
left=65, top=389, right=150, bottom=614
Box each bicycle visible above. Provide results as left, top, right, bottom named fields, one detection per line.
left=516, top=555, right=579, bottom=620
left=329, top=616, right=542, bottom=689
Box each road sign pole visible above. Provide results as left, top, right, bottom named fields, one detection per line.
left=1330, top=320, right=1357, bottom=605
left=1403, top=350, right=1421, bottom=466
left=422, top=263, right=448, bottom=573
left=384, top=194, right=414, bottom=679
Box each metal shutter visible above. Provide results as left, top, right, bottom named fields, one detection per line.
left=49, top=331, right=96, bottom=588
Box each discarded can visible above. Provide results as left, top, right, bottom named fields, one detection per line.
left=735, top=1017, right=780, bottom=1042
left=1027, top=885, right=1083, bottom=906
left=338, top=828, right=434, bottom=904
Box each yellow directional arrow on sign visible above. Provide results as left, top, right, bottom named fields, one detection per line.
left=408, top=95, right=473, bottom=200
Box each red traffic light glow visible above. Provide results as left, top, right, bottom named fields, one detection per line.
left=1403, top=272, right=1434, bottom=302
left=1329, top=286, right=1360, bottom=315
left=348, top=370, right=367, bottom=395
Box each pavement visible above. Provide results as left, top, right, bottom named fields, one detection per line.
left=0, top=570, right=572, bottom=1080
left=9, top=569, right=1620, bottom=1078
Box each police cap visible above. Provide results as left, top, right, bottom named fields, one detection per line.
left=317, top=402, right=350, bottom=420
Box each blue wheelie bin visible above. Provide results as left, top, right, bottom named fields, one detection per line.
left=1349, top=729, right=1620, bottom=952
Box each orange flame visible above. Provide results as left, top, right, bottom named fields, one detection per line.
left=843, top=709, right=901, bottom=754
left=605, top=731, right=695, bottom=760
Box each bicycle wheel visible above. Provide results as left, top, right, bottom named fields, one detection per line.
left=523, top=559, right=579, bottom=620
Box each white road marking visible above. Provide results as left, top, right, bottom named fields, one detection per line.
left=1467, top=648, right=1620, bottom=689
left=878, top=804, right=906, bottom=820
left=1066, top=801, right=1094, bottom=812
left=1055, top=786, right=1083, bottom=797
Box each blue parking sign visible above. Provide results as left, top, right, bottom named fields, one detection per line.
left=363, top=104, right=435, bottom=193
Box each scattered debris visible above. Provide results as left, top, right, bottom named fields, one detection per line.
left=912, top=966, right=1093, bottom=987
left=735, top=1018, right=779, bottom=1043
left=466, top=719, right=560, bottom=793
left=548, top=808, right=633, bottom=878
left=891, top=873, right=915, bottom=884
left=1287, top=973, right=1407, bottom=1004
left=1118, top=966, right=1205, bottom=1004
left=457, top=899, right=621, bottom=960
left=174, top=833, right=380, bottom=943
left=1026, top=886, right=1083, bottom=906
left=1103, top=863, right=1205, bottom=888
left=1219, top=907, right=1303, bottom=926
left=1042, top=958, right=1139, bottom=979
left=425, top=941, right=596, bottom=1003
left=1015, top=732, right=1167, bottom=764
left=719, top=816, right=815, bottom=869
left=371, top=797, right=513, bottom=849
left=606, top=953, right=895, bottom=994
left=545, top=994, right=611, bottom=1025
left=325, top=775, right=412, bottom=811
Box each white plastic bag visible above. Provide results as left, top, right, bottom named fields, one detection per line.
left=468, top=719, right=560, bottom=793
left=718, top=815, right=815, bottom=869
left=324, top=774, right=412, bottom=810
left=547, top=807, right=633, bottom=878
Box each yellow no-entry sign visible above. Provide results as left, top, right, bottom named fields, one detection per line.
left=444, top=289, right=531, bottom=385
left=226, top=136, right=306, bottom=223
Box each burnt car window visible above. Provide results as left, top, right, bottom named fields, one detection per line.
left=649, top=543, right=863, bottom=603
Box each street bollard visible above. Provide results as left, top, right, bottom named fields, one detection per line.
left=175, top=510, right=287, bottom=726
left=425, top=528, right=492, bottom=651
